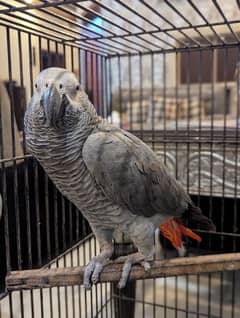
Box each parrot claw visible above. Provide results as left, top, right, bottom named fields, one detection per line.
left=84, top=282, right=92, bottom=290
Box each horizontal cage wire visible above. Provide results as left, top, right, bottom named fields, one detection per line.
left=0, top=0, right=239, bottom=55
left=0, top=0, right=239, bottom=317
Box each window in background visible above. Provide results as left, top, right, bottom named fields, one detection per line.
left=180, top=36, right=238, bottom=84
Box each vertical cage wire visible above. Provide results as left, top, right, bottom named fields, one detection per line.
left=0, top=1, right=240, bottom=317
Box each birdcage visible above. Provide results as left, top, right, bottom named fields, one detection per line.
left=0, top=1, right=240, bottom=317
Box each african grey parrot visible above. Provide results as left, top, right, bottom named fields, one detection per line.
left=24, top=67, right=215, bottom=289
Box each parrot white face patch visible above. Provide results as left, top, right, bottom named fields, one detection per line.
left=28, top=67, right=91, bottom=130
left=34, top=68, right=81, bottom=101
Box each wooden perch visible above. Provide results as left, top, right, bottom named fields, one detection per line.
left=6, top=253, right=240, bottom=291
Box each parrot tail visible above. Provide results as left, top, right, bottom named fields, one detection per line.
left=159, top=204, right=216, bottom=253
left=181, top=203, right=216, bottom=232
left=160, top=217, right=201, bottom=250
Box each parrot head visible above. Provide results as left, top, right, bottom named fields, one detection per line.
left=29, top=67, right=88, bottom=130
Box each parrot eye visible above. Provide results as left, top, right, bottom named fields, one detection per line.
left=46, top=83, right=48, bottom=88
left=35, top=83, right=37, bottom=89
left=76, top=85, right=79, bottom=91
left=59, top=84, right=63, bottom=89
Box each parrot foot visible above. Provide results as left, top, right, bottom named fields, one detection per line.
left=115, top=252, right=152, bottom=289
left=84, top=255, right=113, bottom=289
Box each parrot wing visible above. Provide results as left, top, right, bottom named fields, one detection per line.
left=82, top=126, right=191, bottom=218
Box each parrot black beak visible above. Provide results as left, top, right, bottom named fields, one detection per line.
left=42, top=84, right=66, bottom=128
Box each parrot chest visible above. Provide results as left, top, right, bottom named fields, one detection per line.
left=26, top=126, right=134, bottom=228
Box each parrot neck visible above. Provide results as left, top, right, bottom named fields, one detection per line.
left=74, top=98, right=102, bottom=133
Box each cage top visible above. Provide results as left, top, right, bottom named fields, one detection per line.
left=0, top=0, right=239, bottom=57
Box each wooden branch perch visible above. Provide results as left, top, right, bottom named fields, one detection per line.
left=6, top=253, right=240, bottom=291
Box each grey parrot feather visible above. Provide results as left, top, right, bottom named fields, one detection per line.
left=83, top=124, right=190, bottom=218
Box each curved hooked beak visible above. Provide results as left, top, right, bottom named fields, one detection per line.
left=42, top=84, right=67, bottom=128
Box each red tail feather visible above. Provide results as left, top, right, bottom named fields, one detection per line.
left=160, top=217, right=201, bottom=249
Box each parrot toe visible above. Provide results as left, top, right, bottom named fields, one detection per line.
left=141, top=261, right=151, bottom=271
left=83, top=258, right=96, bottom=289
left=118, top=260, right=132, bottom=289
left=91, top=262, right=103, bottom=284
left=84, top=256, right=112, bottom=289
left=115, top=252, right=152, bottom=289
left=92, top=258, right=113, bottom=284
